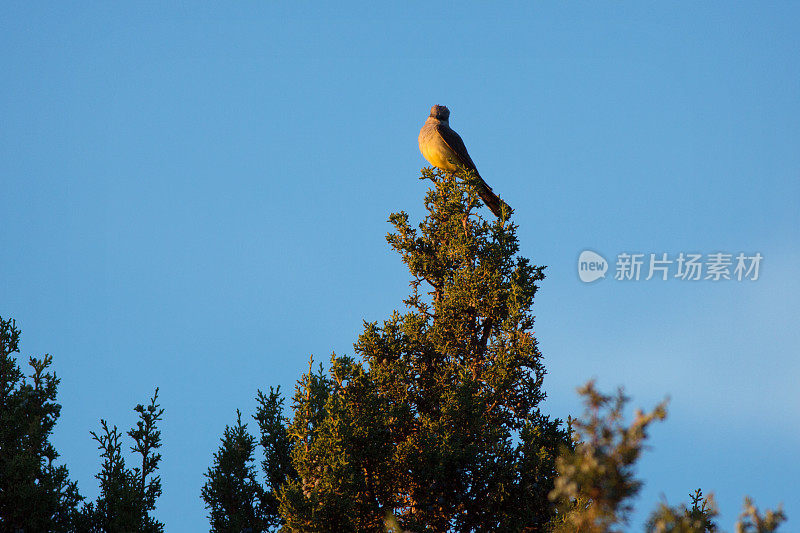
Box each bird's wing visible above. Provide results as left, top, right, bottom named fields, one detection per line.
left=435, top=123, right=478, bottom=172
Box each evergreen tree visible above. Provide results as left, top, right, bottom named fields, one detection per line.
left=202, top=411, right=267, bottom=533
left=646, top=489, right=719, bottom=533
left=549, top=381, right=668, bottom=532
left=261, top=169, right=570, bottom=531
left=550, top=381, right=785, bottom=533
left=200, top=387, right=295, bottom=533
left=253, top=387, right=294, bottom=528
left=79, top=389, right=164, bottom=532
left=0, top=316, right=83, bottom=532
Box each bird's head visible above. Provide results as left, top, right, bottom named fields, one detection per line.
left=430, top=105, right=450, bottom=121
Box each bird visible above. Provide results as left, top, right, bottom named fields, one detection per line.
left=418, top=105, right=506, bottom=217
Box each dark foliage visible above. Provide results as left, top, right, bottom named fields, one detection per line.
left=0, top=316, right=83, bottom=532
left=78, top=389, right=164, bottom=532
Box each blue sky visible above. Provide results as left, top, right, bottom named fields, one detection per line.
left=2, top=3, right=798, bottom=530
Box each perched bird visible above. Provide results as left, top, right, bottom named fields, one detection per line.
left=418, top=105, right=506, bottom=217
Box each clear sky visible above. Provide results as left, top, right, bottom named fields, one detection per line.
left=2, top=3, right=798, bottom=530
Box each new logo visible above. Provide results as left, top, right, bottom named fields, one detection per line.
left=578, top=250, right=608, bottom=283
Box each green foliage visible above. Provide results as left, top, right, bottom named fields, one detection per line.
left=646, top=489, right=719, bottom=533
left=0, top=316, right=83, bottom=531
left=201, top=387, right=296, bottom=533
left=255, top=387, right=295, bottom=527
left=735, top=497, right=785, bottom=533
left=277, top=356, right=397, bottom=532
left=255, top=169, right=570, bottom=531
left=551, top=382, right=785, bottom=533
left=202, top=411, right=268, bottom=533
left=550, top=380, right=668, bottom=532
left=0, top=316, right=167, bottom=532
left=79, top=389, right=165, bottom=532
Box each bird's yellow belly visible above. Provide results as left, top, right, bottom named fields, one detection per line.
left=419, top=136, right=459, bottom=172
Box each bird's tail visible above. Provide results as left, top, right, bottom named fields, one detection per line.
left=477, top=177, right=509, bottom=218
